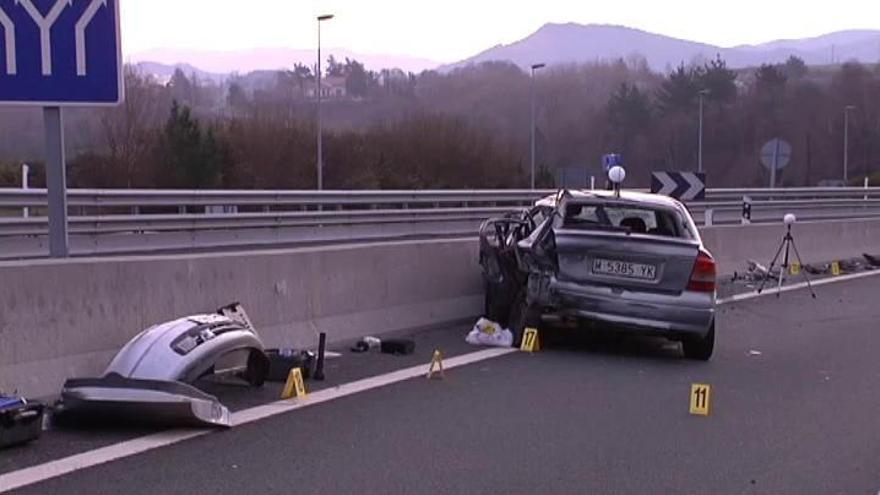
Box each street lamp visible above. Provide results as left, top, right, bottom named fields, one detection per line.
left=316, top=14, right=334, bottom=190
left=530, top=63, right=546, bottom=190
left=697, top=89, right=710, bottom=174
left=844, top=105, right=856, bottom=184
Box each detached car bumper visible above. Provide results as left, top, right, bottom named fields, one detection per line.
left=546, top=278, right=714, bottom=338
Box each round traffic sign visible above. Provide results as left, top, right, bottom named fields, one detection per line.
left=760, top=139, right=792, bottom=170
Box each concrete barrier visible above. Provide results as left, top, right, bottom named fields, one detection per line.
left=2, top=218, right=878, bottom=397
left=701, top=218, right=880, bottom=275
left=0, top=238, right=483, bottom=397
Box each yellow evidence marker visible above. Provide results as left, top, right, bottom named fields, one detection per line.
left=790, top=261, right=801, bottom=275
left=689, top=384, right=711, bottom=416
left=427, top=350, right=445, bottom=380
left=520, top=328, right=541, bottom=353
left=281, top=368, right=307, bottom=399
left=831, top=261, right=841, bottom=276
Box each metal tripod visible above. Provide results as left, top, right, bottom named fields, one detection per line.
left=757, top=224, right=817, bottom=298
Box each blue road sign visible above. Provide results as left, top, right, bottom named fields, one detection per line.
left=602, top=153, right=622, bottom=172
left=0, top=0, right=122, bottom=106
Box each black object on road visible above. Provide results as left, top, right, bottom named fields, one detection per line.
left=314, top=333, right=327, bottom=381
left=0, top=396, right=44, bottom=449
left=381, top=339, right=416, bottom=356
left=265, top=349, right=316, bottom=382
left=350, top=341, right=370, bottom=353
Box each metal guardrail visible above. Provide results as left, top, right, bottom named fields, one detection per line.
left=2, top=187, right=879, bottom=209
left=1, top=187, right=879, bottom=259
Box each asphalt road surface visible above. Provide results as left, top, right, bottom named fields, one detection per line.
left=5, top=273, right=880, bottom=494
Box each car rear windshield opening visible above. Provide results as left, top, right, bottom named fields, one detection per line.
left=560, top=203, right=686, bottom=238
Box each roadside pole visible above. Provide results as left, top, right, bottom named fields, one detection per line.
left=44, top=107, right=69, bottom=257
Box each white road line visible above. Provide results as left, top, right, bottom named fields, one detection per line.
left=717, top=269, right=880, bottom=306
left=0, top=347, right=517, bottom=493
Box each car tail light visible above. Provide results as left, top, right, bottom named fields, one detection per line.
left=687, top=251, right=716, bottom=292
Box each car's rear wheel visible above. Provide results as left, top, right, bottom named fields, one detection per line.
left=508, top=291, right=540, bottom=347
left=682, top=321, right=715, bottom=361
left=484, top=281, right=511, bottom=326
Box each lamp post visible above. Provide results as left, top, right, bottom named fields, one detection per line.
left=698, top=89, right=710, bottom=174
left=530, top=63, right=545, bottom=190
left=316, top=14, right=334, bottom=190
left=844, top=105, right=856, bottom=184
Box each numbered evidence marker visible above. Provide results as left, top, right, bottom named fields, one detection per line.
left=689, top=384, right=711, bottom=416
left=790, top=261, right=801, bottom=275
left=427, top=350, right=445, bottom=380
left=831, top=261, right=841, bottom=276
left=281, top=368, right=307, bottom=399
left=520, top=328, right=541, bottom=353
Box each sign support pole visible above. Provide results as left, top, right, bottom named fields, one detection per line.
left=43, top=106, right=69, bottom=258
left=770, top=139, right=779, bottom=189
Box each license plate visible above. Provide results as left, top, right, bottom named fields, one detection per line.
left=592, top=258, right=657, bottom=280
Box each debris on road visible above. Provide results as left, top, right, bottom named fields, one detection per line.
left=748, top=350, right=763, bottom=357
left=0, top=395, right=44, bottom=449
left=351, top=336, right=382, bottom=353
left=731, top=260, right=779, bottom=283
left=730, top=254, right=878, bottom=290
left=381, top=339, right=416, bottom=356
left=465, top=318, right=514, bottom=348
left=266, top=349, right=316, bottom=382
left=58, top=303, right=270, bottom=428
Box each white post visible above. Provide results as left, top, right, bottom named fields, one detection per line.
left=21, top=163, right=29, bottom=218
left=698, top=92, right=704, bottom=173
left=704, top=209, right=714, bottom=227
left=865, top=176, right=870, bottom=201
left=741, top=195, right=752, bottom=225
left=590, top=175, right=596, bottom=191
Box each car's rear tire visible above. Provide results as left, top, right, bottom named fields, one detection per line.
left=682, top=321, right=715, bottom=361
left=508, top=291, right=539, bottom=347
left=484, top=281, right=511, bottom=326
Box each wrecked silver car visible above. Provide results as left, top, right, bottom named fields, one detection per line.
left=60, top=303, right=269, bottom=427
left=480, top=189, right=717, bottom=360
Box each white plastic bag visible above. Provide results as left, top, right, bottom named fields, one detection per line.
left=466, top=318, right=514, bottom=348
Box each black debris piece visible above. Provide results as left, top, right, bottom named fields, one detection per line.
left=265, top=349, right=316, bottom=382
left=381, top=339, right=416, bottom=356
left=0, top=396, right=44, bottom=449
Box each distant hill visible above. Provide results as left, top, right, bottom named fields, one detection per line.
left=129, top=48, right=439, bottom=77
left=443, top=23, right=880, bottom=72
left=132, top=61, right=226, bottom=85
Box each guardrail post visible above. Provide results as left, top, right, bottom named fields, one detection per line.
left=704, top=209, right=714, bottom=227
left=741, top=196, right=752, bottom=225
left=21, top=163, right=29, bottom=218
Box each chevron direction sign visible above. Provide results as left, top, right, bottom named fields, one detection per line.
left=651, top=171, right=706, bottom=201
left=0, top=0, right=122, bottom=106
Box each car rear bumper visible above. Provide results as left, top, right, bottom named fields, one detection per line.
left=546, top=278, right=714, bottom=338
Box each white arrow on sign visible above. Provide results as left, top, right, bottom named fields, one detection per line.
left=75, top=0, right=107, bottom=76
left=16, top=0, right=72, bottom=76
left=680, top=173, right=704, bottom=201
left=0, top=6, right=16, bottom=75
left=655, top=172, right=678, bottom=196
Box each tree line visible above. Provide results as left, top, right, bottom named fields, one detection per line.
left=0, top=55, right=878, bottom=189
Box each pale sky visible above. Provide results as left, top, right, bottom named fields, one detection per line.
left=122, top=0, right=880, bottom=63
